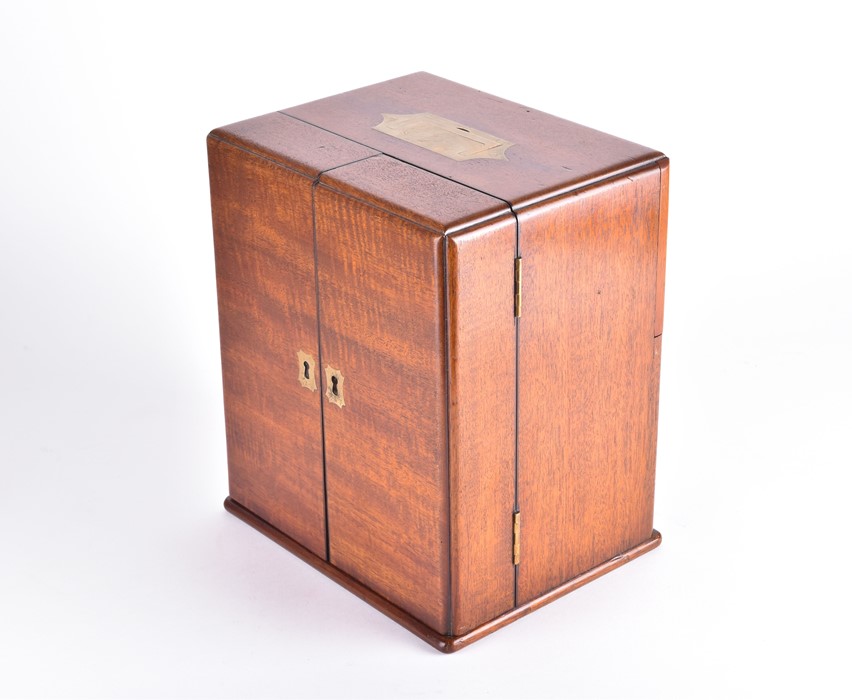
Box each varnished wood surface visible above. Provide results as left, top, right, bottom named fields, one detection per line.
left=285, top=72, right=663, bottom=209
left=517, top=165, right=661, bottom=604
left=643, top=336, right=664, bottom=538
left=209, top=112, right=377, bottom=178
left=447, top=218, right=517, bottom=635
left=209, top=77, right=668, bottom=649
left=208, top=119, right=377, bottom=559
left=655, top=158, right=670, bottom=337
left=314, top=163, right=458, bottom=633
left=208, top=138, right=326, bottom=557
left=318, top=153, right=510, bottom=233
left=224, top=497, right=660, bottom=654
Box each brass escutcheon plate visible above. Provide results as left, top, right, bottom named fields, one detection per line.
left=297, top=350, right=317, bottom=392
left=325, top=366, right=345, bottom=408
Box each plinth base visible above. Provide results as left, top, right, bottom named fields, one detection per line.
left=224, top=496, right=661, bottom=653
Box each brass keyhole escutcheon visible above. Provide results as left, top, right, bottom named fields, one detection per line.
left=325, top=366, right=345, bottom=408
left=297, top=350, right=317, bottom=392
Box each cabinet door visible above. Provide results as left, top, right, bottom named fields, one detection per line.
left=313, top=163, right=451, bottom=634
left=517, top=166, right=662, bottom=604
left=445, top=220, right=517, bottom=635
left=209, top=135, right=327, bottom=558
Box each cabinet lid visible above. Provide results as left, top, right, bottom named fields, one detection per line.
left=285, top=72, right=664, bottom=210
left=208, top=112, right=378, bottom=179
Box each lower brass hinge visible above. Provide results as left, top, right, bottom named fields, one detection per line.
left=512, top=511, right=521, bottom=565
left=514, top=257, right=522, bottom=317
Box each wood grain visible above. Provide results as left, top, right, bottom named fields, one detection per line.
left=208, top=121, right=376, bottom=559
left=642, top=335, right=664, bottom=538
left=209, top=112, right=377, bottom=178
left=209, top=77, right=669, bottom=649
left=517, top=165, right=661, bottom=604
left=285, top=72, right=663, bottom=208
left=316, top=153, right=509, bottom=232
left=447, top=217, right=517, bottom=635
left=314, top=168, right=471, bottom=634
left=655, top=158, right=670, bottom=337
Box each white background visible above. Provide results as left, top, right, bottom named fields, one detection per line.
left=1, top=2, right=850, bottom=698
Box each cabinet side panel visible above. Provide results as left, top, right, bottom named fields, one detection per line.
left=208, top=138, right=326, bottom=557
left=447, top=219, right=517, bottom=635
left=518, top=166, right=660, bottom=603
left=642, top=335, right=663, bottom=537
left=315, top=186, right=449, bottom=634
left=655, top=158, right=670, bottom=337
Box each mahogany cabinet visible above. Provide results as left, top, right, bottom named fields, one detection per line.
left=207, top=73, right=669, bottom=652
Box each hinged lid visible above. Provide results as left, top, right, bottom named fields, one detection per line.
left=285, top=72, right=664, bottom=210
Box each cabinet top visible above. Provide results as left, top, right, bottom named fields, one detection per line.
left=284, top=72, right=664, bottom=210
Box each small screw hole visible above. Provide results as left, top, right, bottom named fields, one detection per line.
left=331, top=375, right=339, bottom=396
left=303, top=361, right=310, bottom=379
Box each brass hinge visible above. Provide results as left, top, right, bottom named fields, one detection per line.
left=514, top=257, right=522, bottom=317
left=512, top=511, right=521, bottom=565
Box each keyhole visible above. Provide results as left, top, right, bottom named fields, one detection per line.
left=303, top=360, right=310, bottom=380
left=331, top=375, right=339, bottom=396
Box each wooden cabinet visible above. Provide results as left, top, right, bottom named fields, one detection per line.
left=207, top=73, right=669, bottom=652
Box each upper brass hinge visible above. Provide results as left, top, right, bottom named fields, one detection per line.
left=512, top=511, right=521, bottom=565
left=514, top=257, right=522, bottom=318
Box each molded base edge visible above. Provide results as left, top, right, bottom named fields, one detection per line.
left=223, top=496, right=662, bottom=653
